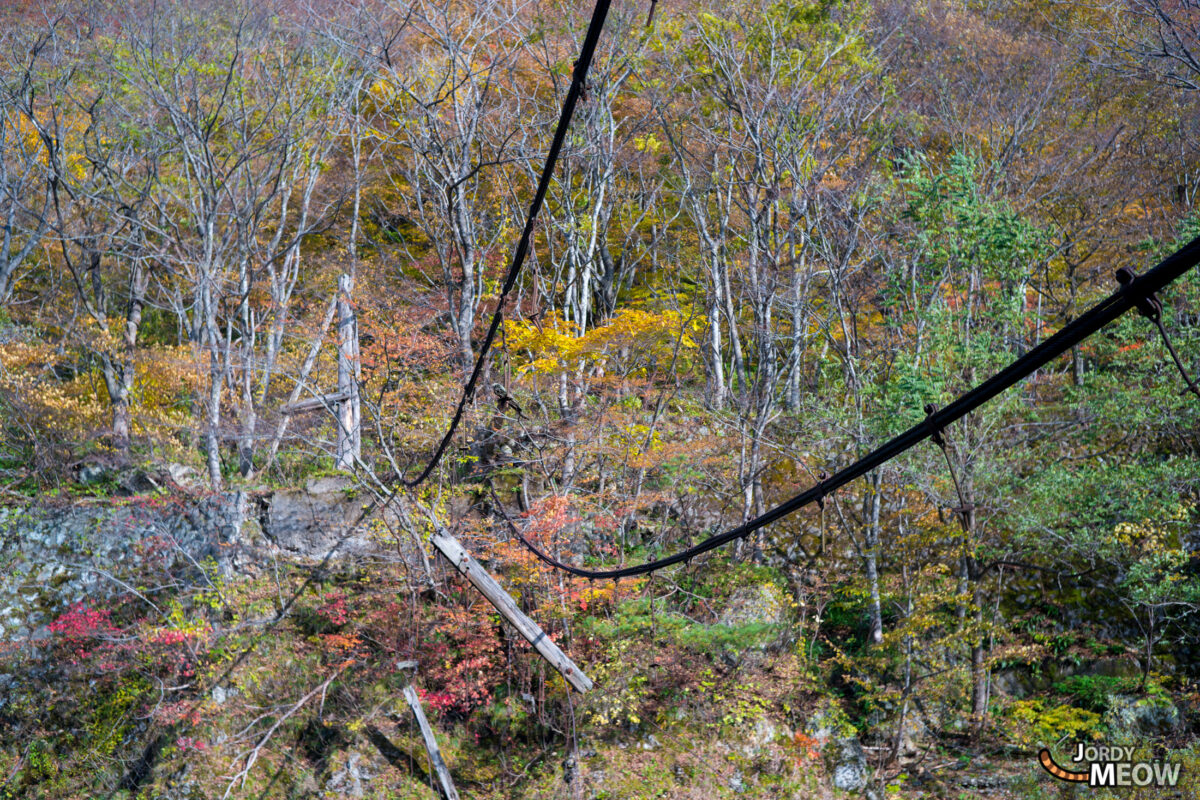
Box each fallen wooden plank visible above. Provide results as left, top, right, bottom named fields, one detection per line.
left=430, top=529, right=594, bottom=693
left=402, top=684, right=460, bottom=800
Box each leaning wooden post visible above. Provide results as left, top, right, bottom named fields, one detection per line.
left=430, top=529, right=594, bottom=693
left=402, top=685, right=460, bottom=800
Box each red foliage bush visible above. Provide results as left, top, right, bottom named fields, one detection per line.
left=47, top=603, right=117, bottom=662
left=315, top=591, right=350, bottom=627
left=419, top=602, right=504, bottom=715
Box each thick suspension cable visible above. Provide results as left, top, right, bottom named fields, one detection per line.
left=508, top=235, right=1200, bottom=579
left=402, top=0, right=614, bottom=488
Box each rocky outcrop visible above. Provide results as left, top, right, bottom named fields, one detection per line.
left=992, top=656, right=1144, bottom=700
left=0, top=493, right=248, bottom=640
left=830, top=736, right=869, bottom=792
left=804, top=697, right=856, bottom=745
left=719, top=583, right=787, bottom=628
left=1105, top=694, right=1183, bottom=739
left=261, top=476, right=379, bottom=559
left=324, top=751, right=381, bottom=798
left=803, top=698, right=876, bottom=795
left=0, top=481, right=422, bottom=643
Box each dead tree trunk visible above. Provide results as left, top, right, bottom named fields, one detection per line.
left=336, top=273, right=361, bottom=471
left=430, top=529, right=593, bottom=693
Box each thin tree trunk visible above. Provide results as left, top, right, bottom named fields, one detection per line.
left=786, top=243, right=808, bottom=410
left=864, top=470, right=884, bottom=645
left=336, top=273, right=360, bottom=471
left=971, top=584, right=988, bottom=732
left=264, top=293, right=338, bottom=471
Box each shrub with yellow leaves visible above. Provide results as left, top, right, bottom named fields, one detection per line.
left=503, top=308, right=698, bottom=378
left=0, top=339, right=202, bottom=480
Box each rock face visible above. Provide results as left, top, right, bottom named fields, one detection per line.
left=740, top=716, right=781, bottom=758
left=830, top=736, right=869, bottom=792
left=1105, top=694, right=1183, bottom=739
left=0, top=493, right=249, bottom=640
left=0, top=482, right=421, bottom=643
left=991, top=668, right=1040, bottom=699
left=719, top=583, right=787, bottom=628
left=1088, top=657, right=1143, bottom=679
left=803, top=699, right=871, bottom=794
left=992, top=657, right=1143, bottom=700
left=325, top=751, right=377, bottom=798
left=262, top=477, right=377, bottom=559
left=804, top=698, right=854, bottom=745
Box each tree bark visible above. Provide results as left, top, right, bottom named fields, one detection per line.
left=336, top=274, right=361, bottom=471
left=864, top=470, right=884, bottom=645
left=402, top=685, right=460, bottom=800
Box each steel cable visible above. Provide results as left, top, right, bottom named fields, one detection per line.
left=401, top=0, right=614, bottom=488
left=507, top=235, right=1200, bottom=579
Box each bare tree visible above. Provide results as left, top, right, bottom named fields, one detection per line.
left=365, top=0, right=531, bottom=374
left=661, top=1, right=881, bottom=538
left=0, top=28, right=55, bottom=305
left=21, top=21, right=160, bottom=456
left=528, top=6, right=668, bottom=336
left=1075, top=0, right=1200, bottom=92
left=124, top=8, right=352, bottom=482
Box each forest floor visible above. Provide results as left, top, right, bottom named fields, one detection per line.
left=2, top=487, right=1197, bottom=799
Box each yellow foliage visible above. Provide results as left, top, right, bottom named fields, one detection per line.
left=12, top=112, right=45, bottom=163
left=0, top=341, right=106, bottom=438
left=633, top=133, right=662, bottom=154
left=128, top=346, right=204, bottom=448
left=1003, top=699, right=1103, bottom=747
left=0, top=341, right=202, bottom=454
left=503, top=308, right=697, bottom=376
left=1111, top=503, right=1192, bottom=554
left=13, top=106, right=89, bottom=179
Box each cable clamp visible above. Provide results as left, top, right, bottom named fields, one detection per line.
left=571, top=59, right=589, bottom=101
left=923, top=403, right=946, bottom=448
left=1116, top=267, right=1163, bottom=321
left=1116, top=268, right=1198, bottom=399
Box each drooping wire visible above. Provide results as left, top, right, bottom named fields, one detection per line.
left=1154, top=315, right=1200, bottom=399
left=506, top=237, right=1200, bottom=579
left=1117, top=266, right=1200, bottom=400
left=401, top=0, right=615, bottom=488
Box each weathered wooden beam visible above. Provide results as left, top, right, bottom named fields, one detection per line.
left=402, top=685, right=460, bottom=800
left=279, top=391, right=353, bottom=415
left=430, top=529, right=594, bottom=693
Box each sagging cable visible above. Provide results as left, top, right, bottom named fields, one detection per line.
left=509, top=236, right=1200, bottom=579
left=399, top=0, right=615, bottom=488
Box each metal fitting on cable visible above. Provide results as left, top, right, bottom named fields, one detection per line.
left=1116, top=267, right=1199, bottom=398
left=572, top=59, right=589, bottom=101
left=508, top=236, right=1200, bottom=579
left=923, top=402, right=946, bottom=448
left=1116, top=267, right=1163, bottom=320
